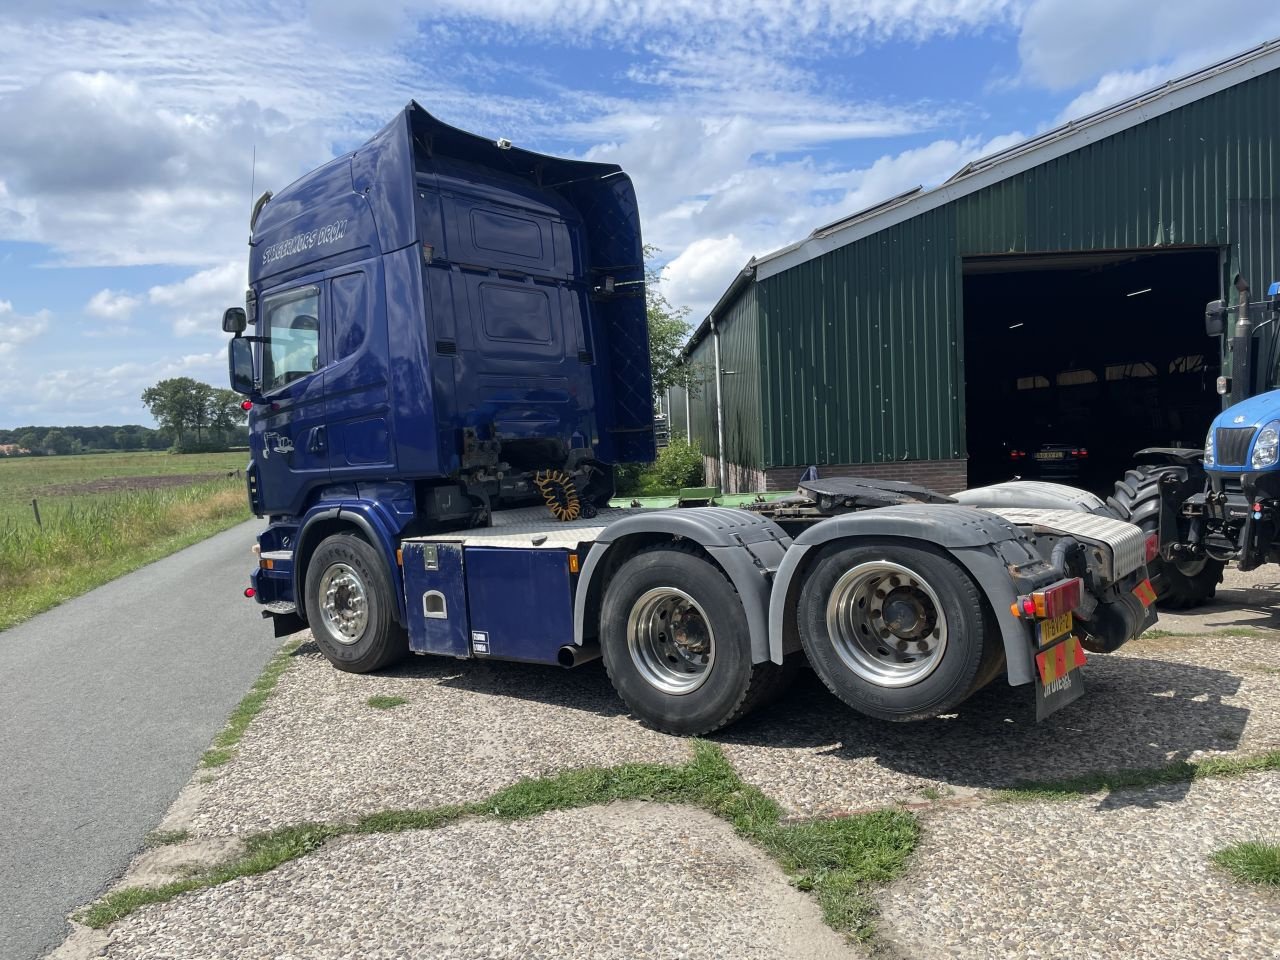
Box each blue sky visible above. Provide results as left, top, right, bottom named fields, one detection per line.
left=2, top=0, right=1278, bottom=428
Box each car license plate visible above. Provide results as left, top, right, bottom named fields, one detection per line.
left=1035, top=451, right=1065, bottom=460
left=1036, top=611, right=1073, bottom=646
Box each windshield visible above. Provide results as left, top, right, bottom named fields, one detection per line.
left=262, top=286, right=320, bottom=392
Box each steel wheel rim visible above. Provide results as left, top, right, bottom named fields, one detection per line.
left=825, top=560, right=948, bottom=687
left=319, top=562, right=368, bottom=645
left=1174, top=556, right=1207, bottom=577
left=626, top=587, right=715, bottom=695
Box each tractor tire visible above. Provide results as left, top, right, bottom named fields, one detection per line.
left=599, top=542, right=790, bottom=735
left=1105, top=465, right=1224, bottom=609
left=796, top=540, right=995, bottom=722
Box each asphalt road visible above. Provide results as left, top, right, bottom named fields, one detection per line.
left=0, top=520, right=277, bottom=960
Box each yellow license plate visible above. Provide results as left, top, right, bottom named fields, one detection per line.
left=1037, top=611, right=1073, bottom=646
left=1035, top=451, right=1065, bottom=460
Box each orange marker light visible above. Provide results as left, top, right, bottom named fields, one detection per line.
left=568, top=553, right=580, bottom=574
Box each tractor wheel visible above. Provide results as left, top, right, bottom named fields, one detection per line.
left=1105, top=465, right=1224, bottom=609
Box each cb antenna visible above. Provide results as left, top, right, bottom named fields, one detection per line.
left=247, top=144, right=272, bottom=239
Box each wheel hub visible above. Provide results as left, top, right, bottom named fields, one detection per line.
left=626, top=587, right=716, bottom=695
left=825, top=561, right=948, bottom=687
left=318, top=562, right=368, bottom=644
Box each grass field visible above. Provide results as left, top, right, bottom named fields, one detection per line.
left=0, top=451, right=253, bottom=630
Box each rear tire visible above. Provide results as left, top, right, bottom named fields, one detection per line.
left=599, top=543, right=786, bottom=735
left=797, top=541, right=992, bottom=722
left=1105, top=465, right=1224, bottom=609
left=304, top=532, right=407, bottom=673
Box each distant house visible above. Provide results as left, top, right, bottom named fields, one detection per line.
left=0, top=444, right=29, bottom=456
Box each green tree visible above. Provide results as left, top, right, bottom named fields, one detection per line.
left=141, top=377, right=213, bottom=447
left=16, top=429, right=42, bottom=454
left=645, top=246, right=701, bottom=399
left=40, top=429, right=78, bottom=456
left=207, top=388, right=248, bottom=444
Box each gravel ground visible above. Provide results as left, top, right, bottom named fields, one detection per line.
left=878, top=772, right=1280, bottom=960
left=184, top=644, right=691, bottom=835
left=63, top=568, right=1280, bottom=960
left=719, top=629, right=1280, bottom=816
left=102, top=803, right=857, bottom=960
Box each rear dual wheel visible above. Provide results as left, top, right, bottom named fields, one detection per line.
left=797, top=542, right=1000, bottom=721
left=600, top=544, right=796, bottom=735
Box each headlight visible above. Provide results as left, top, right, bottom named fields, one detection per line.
left=1252, top=421, right=1280, bottom=469
left=1204, top=430, right=1215, bottom=467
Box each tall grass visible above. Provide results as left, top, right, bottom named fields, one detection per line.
left=0, top=477, right=252, bottom=630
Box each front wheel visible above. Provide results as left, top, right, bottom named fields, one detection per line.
left=304, top=532, right=407, bottom=673
left=599, top=543, right=790, bottom=735
left=797, top=541, right=996, bottom=722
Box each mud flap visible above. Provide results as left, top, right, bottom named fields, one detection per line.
left=1034, top=635, right=1088, bottom=720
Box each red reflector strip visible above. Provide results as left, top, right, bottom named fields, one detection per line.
left=1144, top=533, right=1159, bottom=564
left=1036, top=636, right=1087, bottom=684
left=1033, top=577, right=1082, bottom=619
left=1132, top=579, right=1157, bottom=608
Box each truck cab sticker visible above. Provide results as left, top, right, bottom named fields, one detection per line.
left=471, top=630, right=490, bottom=655
left=262, top=432, right=295, bottom=459
left=261, top=219, right=350, bottom=267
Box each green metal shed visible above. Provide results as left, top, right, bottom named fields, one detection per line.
left=677, top=40, right=1280, bottom=494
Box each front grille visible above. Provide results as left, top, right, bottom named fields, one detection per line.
left=1215, top=427, right=1256, bottom=467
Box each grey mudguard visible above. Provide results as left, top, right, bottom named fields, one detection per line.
left=572, top=507, right=792, bottom=665
left=767, top=505, right=1041, bottom=685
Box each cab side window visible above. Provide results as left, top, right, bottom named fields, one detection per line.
left=262, top=286, right=321, bottom=392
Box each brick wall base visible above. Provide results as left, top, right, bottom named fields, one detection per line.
left=705, top=457, right=969, bottom=495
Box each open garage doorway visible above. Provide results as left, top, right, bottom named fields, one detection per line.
left=963, top=247, right=1222, bottom=492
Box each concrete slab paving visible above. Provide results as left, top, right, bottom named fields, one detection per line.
left=877, top=772, right=1280, bottom=960
left=99, top=803, right=858, bottom=960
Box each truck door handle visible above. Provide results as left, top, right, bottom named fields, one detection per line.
left=308, top=426, right=327, bottom=454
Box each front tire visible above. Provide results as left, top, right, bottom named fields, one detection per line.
left=1105, top=465, right=1224, bottom=609
left=304, top=532, right=407, bottom=673
left=797, top=541, right=993, bottom=722
left=599, top=543, right=789, bottom=735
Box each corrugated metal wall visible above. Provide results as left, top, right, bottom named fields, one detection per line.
left=693, top=65, right=1280, bottom=470
left=683, top=283, right=764, bottom=469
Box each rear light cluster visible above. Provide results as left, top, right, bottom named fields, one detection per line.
left=1145, top=533, right=1159, bottom=564
left=1070, top=448, right=1089, bottom=457
left=1011, top=577, right=1082, bottom=620
left=1009, top=450, right=1027, bottom=460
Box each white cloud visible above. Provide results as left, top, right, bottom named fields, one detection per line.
left=0, top=350, right=225, bottom=427
left=1017, top=0, right=1280, bottom=90
left=85, top=288, right=141, bottom=321
left=149, top=262, right=245, bottom=337
left=0, top=300, right=51, bottom=356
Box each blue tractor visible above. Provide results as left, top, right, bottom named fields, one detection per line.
left=1107, top=276, right=1280, bottom=607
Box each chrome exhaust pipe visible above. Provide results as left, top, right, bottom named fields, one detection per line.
left=557, top=641, right=601, bottom=668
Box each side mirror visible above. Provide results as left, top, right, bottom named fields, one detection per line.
left=222, top=307, right=247, bottom=335
left=1205, top=299, right=1227, bottom=337
left=228, top=337, right=255, bottom=395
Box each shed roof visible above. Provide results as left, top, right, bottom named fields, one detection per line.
left=683, top=37, right=1280, bottom=355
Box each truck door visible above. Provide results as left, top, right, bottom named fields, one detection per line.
left=254, top=281, right=330, bottom=515
left=323, top=263, right=396, bottom=480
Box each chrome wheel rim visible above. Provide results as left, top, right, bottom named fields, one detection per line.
left=825, top=560, right=948, bottom=687
left=626, top=587, right=715, bottom=695
left=319, top=563, right=368, bottom=645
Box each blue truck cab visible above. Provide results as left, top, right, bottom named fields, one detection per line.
left=225, top=105, right=1157, bottom=734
